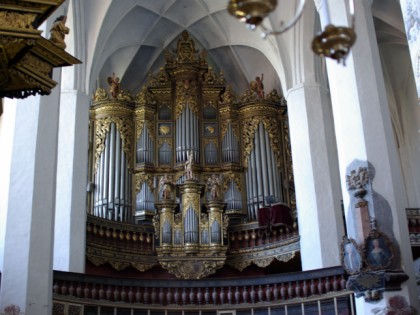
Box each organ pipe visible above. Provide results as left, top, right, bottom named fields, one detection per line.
left=89, top=32, right=293, bottom=227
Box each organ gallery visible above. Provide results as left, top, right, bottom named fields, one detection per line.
left=87, top=31, right=297, bottom=278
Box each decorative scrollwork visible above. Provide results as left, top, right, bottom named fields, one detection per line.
left=242, top=117, right=260, bottom=167
left=135, top=173, right=154, bottom=194
left=242, top=116, right=281, bottom=167
left=175, top=31, right=198, bottom=64
left=92, top=88, right=109, bottom=101
left=222, top=172, right=242, bottom=193
left=135, top=120, right=144, bottom=142
left=94, top=117, right=133, bottom=173
left=220, top=85, right=236, bottom=105
left=346, top=166, right=369, bottom=199
left=0, top=11, right=36, bottom=29
left=261, top=116, right=282, bottom=167
left=160, top=260, right=225, bottom=279
left=135, top=85, right=156, bottom=105
left=175, top=80, right=198, bottom=118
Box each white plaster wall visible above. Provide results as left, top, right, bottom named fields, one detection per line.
left=0, top=99, right=17, bottom=273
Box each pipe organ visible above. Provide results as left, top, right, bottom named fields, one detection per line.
left=88, top=31, right=295, bottom=229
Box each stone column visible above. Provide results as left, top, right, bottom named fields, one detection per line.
left=53, top=89, right=90, bottom=272
left=0, top=71, right=61, bottom=315
left=286, top=83, right=343, bottom=270
left=319, top=0, right=419, bottom=311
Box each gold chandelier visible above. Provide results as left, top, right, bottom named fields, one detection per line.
left=227, top=0, right=356, bottom=65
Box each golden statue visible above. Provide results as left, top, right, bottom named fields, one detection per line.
left=159, top=174, right=174, bottom=200
left=49, top=15, right=70, bottom=49
left=185, top=151, right=194, bottom=180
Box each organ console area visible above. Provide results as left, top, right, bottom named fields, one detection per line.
left=87, top=31, right=298, bottom=278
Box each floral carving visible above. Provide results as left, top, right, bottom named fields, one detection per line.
left=346, top=167, right=369, bottom=198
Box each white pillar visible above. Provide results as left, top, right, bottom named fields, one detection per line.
left=0, top=102, right=17, bottom=274
left=286, top=83, right=344, bottom=270
left=53, top=89, right=89, bottom=272
left=0, top=71, right=61, bottom=315
left=320, top=0, right=419, bottom=309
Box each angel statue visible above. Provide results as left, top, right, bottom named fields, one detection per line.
left=159, top=174, right=174, bottom=200
left=49, top=15, right=70, bottom=49
left=207, top=174, right=222, bottom=201
left=250, top=73, right=264, bottom=99
left=107, top=73, right=121, bottom=98
left=185, top=150, right=194, bottom=180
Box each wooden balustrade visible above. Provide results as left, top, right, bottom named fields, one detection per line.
left=228, top=221, right=298, bottom=251
left=53, top=266, right=348, bottom=307
left=87, top=215, right=154, bottom=252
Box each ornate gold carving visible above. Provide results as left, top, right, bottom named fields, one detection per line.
left=222, top=214, right=229, bottom=236
left=242, top=117, right=259, bottom=167
left=265, top=89, right=283, bottom=103
left=159, top=124, right=171, bottom=135
left=0, top=11, right=36, bottom=29
left=131, top=262, right=156, bottom=272
left=203, top=66, right=217, bottom=85
left=92, top=88, right=109, bottom=101
left=261, top=116, right=282, bottom=167
left=203, top=138, right=217, bottom=146
left=135, top=85, right=156, bottom=105
left=200, top=213, right=209, bottom=230
left=19, top=52, right=52, bottom=75
left=135, top=173, right=154, bottom=194
left=108, top=260, right=130, bottom=271
left=182, top=193, right=200, bottom=216
left=242, top=116, right=281, bottom=167
left=94, top=116, right=134, bottom=173
left=159, top=260, right=225, bottom=279
left=175, top=80, right=198, bottom=118
left=277, top=252, right=296, bottom=262
left=135, top=120, right=144, bottom=142
left=220, top=85, right=236, bottom=105
left=158, top=138, right=172, bottom=148
left=117, top=89, right=134, bottom=102
left=174, top=213, right=182, bottom=229
left=222, top=172, right=242, bottom=193
left=254, top=257, right=274, bottom=268
left=175, top=31, right=198, bottom=64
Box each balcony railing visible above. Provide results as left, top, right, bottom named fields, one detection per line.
left=53, top=266, right=353, bottom=314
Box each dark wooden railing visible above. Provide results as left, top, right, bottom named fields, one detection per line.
left=53, top=266, right=353, bottom=314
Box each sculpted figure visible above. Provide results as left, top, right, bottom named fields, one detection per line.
left=107, top=73, right=120, bottom=99
left=49, top=15, right=69, bottom=49
left=159, top=174, right=174, bottom=200
left=250, top=73, right=264, bottom=99
left=207, top=174, right=222, bottom=201
left=185, top=151, right=194, bottom=180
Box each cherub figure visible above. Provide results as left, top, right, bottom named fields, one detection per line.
left=207, top=174, right=222, bottom=201
left=185, top=151, right=194, bottom=180
left=107, top=73, right=120, bottom=98
left=159, top=174, right=174, bottom=200
left=49, top=15, right=69, bottom=49
left=250, top=73, right=264, bottom=99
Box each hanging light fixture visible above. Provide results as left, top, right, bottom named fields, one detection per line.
left=227, top=0, right=306, bottom=37
left=227, top=0, right=357, bottom=65
left=311, top=0, right=356, bottom=65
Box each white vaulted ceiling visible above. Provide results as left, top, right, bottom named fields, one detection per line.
left=83, top=0, right=285, bottom=96
left=78, top=0, right=408, bottom=99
